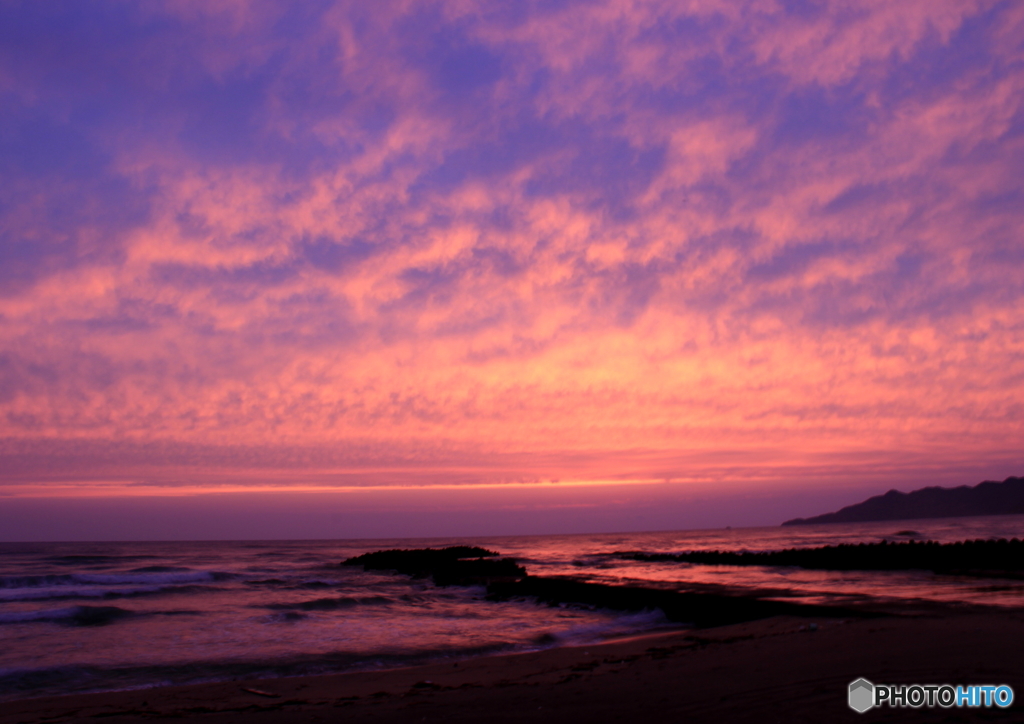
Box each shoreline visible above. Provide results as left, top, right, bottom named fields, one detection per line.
left=5, top=607, right=1024, bottom=723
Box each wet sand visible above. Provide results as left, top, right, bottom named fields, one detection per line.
left=4, top=608, right=1024, bottom=723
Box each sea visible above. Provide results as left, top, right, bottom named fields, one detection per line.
left=2, top=514, right=1023, bottom=703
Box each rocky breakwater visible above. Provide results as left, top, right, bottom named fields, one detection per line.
left=343, top=546, right=868, bottom=628
left=617, top=538, right=1024, bottom=578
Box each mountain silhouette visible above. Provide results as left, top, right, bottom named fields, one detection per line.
left=782, top=476, right=1024, bottom=526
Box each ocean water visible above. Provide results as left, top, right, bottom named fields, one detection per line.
left=2, top=514, right=1023, bottom=702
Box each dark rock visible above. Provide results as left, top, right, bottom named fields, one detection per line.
left=617, top=538, right=1024, bottom=577
left=67, top=605, right=133, bottom=626
left=341, top=546, right=526, bottom=586
left=783, top=476, right=1024, bottom=526
left=344, top=547, right=871, bottom=627
left=485, top=577, right=862, bottom=628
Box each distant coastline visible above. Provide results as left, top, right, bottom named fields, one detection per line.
left=783, top=476, right=1024, bottom=526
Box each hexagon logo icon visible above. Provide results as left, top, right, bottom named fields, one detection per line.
left=849, top=678, right=874, bottom=713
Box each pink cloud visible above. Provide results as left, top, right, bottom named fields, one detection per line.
left=0, top=1, right=1021, bottom=536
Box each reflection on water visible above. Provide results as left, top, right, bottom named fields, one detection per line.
left=482, top=514, right=1024, bottom=608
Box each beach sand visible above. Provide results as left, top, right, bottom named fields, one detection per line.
left=4, top=609, right=1023, bottom=723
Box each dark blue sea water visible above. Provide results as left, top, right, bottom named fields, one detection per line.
left=2, top=515, right=1023, bottom=702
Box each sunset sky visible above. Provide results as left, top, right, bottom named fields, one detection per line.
left=2, top=0, right=1022, bottom=540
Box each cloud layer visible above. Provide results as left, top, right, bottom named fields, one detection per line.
left=1, top=0, right=1022, bottom=513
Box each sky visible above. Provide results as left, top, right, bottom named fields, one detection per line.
left=1, top=0, right=1022, bottom=541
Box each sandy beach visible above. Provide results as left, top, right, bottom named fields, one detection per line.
left=5, top=608, right=1023, bottom=724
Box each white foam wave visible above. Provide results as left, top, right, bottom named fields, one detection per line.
left=73, top=571, right=225, bottom=585
left=0, top=571, right=230, bottom=590
left=543, top=609, right=671, bottom=646
left=0, top=584, right=209, bottom=602
left=0, top=606, right=85, bottom=624
left=0, top=604, right=136, bottom=626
